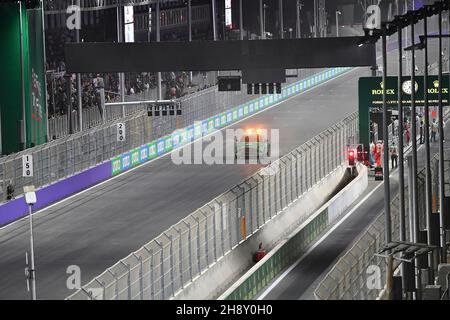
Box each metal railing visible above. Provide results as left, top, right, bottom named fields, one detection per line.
left=66, top=112, right=358, bottom=300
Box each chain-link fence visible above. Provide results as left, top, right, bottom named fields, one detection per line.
left=66, top=112, right=358, bottom=300
left=0, top=68, right=330, bottom=203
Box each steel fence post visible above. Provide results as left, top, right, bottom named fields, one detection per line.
left=135, top=254, right=144, bottom=300
left=208, top=207, right=218, bottom=262
left=174, top=227, right=184, bottom=289
left=227, top=200, right=233, bottom=251
left=193, top=216, right=202, bottom=274
left=183, top=222, right=193, bottom=282
left=267, top=174, right=272, bottom=221
left=155, top=241, right=165, bottom=300
left=166, top=234, right=175, bottom=297
left=119, top=261, right=131, bottom=300
left=219, top=202, right=225, bottom=256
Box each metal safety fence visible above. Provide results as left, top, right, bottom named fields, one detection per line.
left=47, top=71, right=219, bottom=139
left=66, top=112, right=358, bottom=300
left=0, top=68, right=327, bottom=202
left=314, top=149, right=450, bottom=300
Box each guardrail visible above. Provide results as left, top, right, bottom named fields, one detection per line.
left=0, top=67, right=351, bottom=218
left=66, top=110, right=358, bottom=300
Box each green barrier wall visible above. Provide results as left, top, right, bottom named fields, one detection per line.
left=0, top=2, right=47, bottom=155
left=225, top=208, right=329, bottom=300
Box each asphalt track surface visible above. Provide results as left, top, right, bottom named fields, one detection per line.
left=0, top=36, right=440, bottom=299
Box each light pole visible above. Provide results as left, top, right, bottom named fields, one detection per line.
left=296, top=0, right=303, bottom=39
left=24, top=185, right=37, bottom=300
left=336, top=10, right=341, bottom=37
left=263, top=3, right=269, bottom=39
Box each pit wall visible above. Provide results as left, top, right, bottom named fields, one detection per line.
left=172, top=164, right=367, bottom=300
left=217, top=164, right=368, bottom=300
left=0, top=67, right=352, bottom=227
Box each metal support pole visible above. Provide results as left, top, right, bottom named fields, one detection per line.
left=439, top=8, right=446, bottom=262
left=156, top=1, right=162, bottom=100
left=212, top=0, right=217, bottom=41
left=411, top=14, right=422, bottom=300
left=296, top=0, right=301, bottom=38
left=239, top=0, right=244, bottom=40
left=336, top=11, right=340, bottom=37
left=260, top=0, right=264, bottom=39
left=410, top=16, right=419, bottom=245
left=423, top=14, right=434, bottom=282
left=41, top=0, right=50, bottom=140
left=314, top=0, right=318, bottom=38
left=398, top=19, right=407, bottom=298
left=116, top=5, right=126, bottom=117
left=188, top=0, right=193, bottom=84
left=408, top=155, right=415, bottom=242
left=75, top=0, right=82, bottom=132
left=28, top=205, right=36, bottom=300
left=279, top=0, right=284, bottom=39
left=65, top=74, right=73, bottom=135
left=382, top=27, right=392, bottom=244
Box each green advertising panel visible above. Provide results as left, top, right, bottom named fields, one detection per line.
left=358, top=75, right=450, bottom=150
left=0, top=3, right=47, bottom=155
left=0, top=2, right=24, bottom=155
left=26, top=8, right=47, bottom=148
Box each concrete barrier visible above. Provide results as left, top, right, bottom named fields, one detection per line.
left=172, top=163, right=364, bottom=300
left=216, top=164, right=368, bottom=300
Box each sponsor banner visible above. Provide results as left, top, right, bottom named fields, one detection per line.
left=201, top=120, right=208, bottom=135
left=214, top=116, right=221, bottom=129
left=226, top=111, right=233, bottom=123
left=164, top=135, right=173, bottom=152
left=140, top=145, right=149, bottom=162
left=121, top=153, right=132, bottom=171
left=220, top=113, right=227, bottom=126
left=238, top=106, right=244, bottom=118
left=156, top=138, right=165, bottom=156
left=149, top=142, right=157, bottom=159
left=131, top=148, right=140, bottom=167
left=243, top=105, right=249, bottom=116
left=172, top=130, right=181, bottom=148
left=112, top=157, right=122, bottom=176
left=187, top=125, right=195, bottom=142
left=232, top=108, right=238, bottom=121
left=194, top=122, right=202, bottom=138
left=207, top=119, right=214, bottom=132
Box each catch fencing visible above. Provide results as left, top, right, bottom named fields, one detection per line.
left=0, top=67, right=333, bottom=203
left=314, top=148, right=450, bottom=300
left=66, top=112, right=358, bottom=300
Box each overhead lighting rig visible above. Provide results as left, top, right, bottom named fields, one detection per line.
left=357, top=0, right=450, bottom=46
